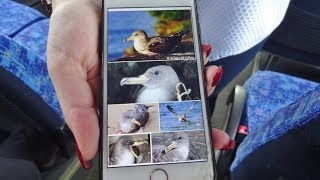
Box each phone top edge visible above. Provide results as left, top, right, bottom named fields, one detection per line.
left=106, top=0, right=192, bottom=8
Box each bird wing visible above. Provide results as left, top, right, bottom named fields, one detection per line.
left=146, top=29, right=191, bottom=54
left=166, top=105, right=180, bottom=117
left=183, top=101, right=198, bottom=116
left=146, top=36, right=168, bottom=52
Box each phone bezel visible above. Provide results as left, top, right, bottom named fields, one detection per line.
left=100, top=0, right=216, bottom=179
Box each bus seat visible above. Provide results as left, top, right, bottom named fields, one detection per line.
left=230, top=72, right=320, bottom=179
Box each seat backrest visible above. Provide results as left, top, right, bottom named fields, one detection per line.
left=0, top=34, right=63, bottom=131
left=263, top=0, right=320, bottom=66
left=0, top=0, right=46, bottom=37
left=230, top=85, right=320, bottom=179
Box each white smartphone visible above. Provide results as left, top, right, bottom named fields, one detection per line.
left=101, top=0, right=216, bottom=179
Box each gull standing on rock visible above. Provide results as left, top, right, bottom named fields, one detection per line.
left=124, top=29, right=191, bottom=55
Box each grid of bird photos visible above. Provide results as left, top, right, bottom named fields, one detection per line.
left=106, top=8, right=208, bottom=168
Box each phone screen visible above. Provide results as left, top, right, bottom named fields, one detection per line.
left=105, top=7, right=208, bottom=168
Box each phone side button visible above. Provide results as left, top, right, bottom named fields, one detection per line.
left=150, top=169, right=168, bottom=180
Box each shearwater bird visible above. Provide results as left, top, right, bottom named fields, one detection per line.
left=152, top=132, right=190, bottom=163
left=120, top=65, right=180, bottom=103
left=166, top=101, right=198, bottom=122
left=118, top=104, right=152, bottom=134
left=124, top=29, right=191, bottom=55
left=109, top=136, right=148, bottom=166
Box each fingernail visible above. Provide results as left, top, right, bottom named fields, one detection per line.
left=202, top=44, right=212, bottom=58
left=238, top=125, right=249, bottom=135
left=75, top=141, right=93, bottom=170
left=212, top=66, right=223, bottom=87
left=221, top=140, right=236, bottom=150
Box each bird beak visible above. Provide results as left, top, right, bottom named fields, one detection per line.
left=165, top=141, right=177, bottom=153
left=131, top=118, right=141, bottom=126
left=132, top=140, right=148, bottom=147
left=120, top=75, right=149, bottom=86
left=124, top=35, right=134, bottom=42
left=129, top=146, right=139, bottom=159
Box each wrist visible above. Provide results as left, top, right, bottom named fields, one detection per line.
left=52, top=0, right=68, bottom=10
left=52, top=0, right=101, bottom=11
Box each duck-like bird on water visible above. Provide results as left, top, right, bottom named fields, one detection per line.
left=124, top=29, right=191, bottom=55
left=166, top=101, right=198, bottom=122
left=109, top=136, right=148, bottom=166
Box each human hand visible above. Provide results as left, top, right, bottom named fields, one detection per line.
left=47, top=0, right=101, bottom=168
left=47, top=0, right=233, bottom=169
left=202, top=44, right=235, bottom=151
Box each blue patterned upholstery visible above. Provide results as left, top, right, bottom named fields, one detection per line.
left=0, top=34, right=63, bottom=124
left=0, top=1, right=63, bottom=130
left=231, top=71, right=320, bottom=171
left=0, top=0, right=45, bottom=36
left=13, top=19, right=49, bottom=60
left=241, top=71, right=319, bottom=133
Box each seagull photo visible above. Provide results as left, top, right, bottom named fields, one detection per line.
left=107, top=61, right=201, bottom=104
left=107, top=103, right=159, bottom=135
left=152, top=132, right=190, bottom=163
left=107, top=9, right=195, bottom=61
left=120, top=65, right=180, bottom=103
left=151, top=130, right=207, bottom=163
left=159, top=101, right=204, bottom=132
left=108, top=135, right=151, bottom=166
left=166, top=101, right=199, bottom=123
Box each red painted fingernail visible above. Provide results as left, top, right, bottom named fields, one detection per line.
left=212, top=66, right=223, bottom=87
left=238, top=125, right=249, bottom=135
left=221, top=140, right=236, bottom=150
left=75, top=141, right=93, bottom=170
left=202, top=44, right=212, bottom=58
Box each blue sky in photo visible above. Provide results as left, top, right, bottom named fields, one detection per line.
left=107, top=11, right=157, bottom=61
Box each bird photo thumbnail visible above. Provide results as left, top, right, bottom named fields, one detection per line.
left=109, top=134, right=151, bottom=166
left=107, top=103, right=159, bottom=135
left=151, top=130, right=207, bottom=163
left=107, top=9, right=195, bottom=61
left=107, top=61, right=201, bottom=104
left=159, top=101, right=204, bottom=132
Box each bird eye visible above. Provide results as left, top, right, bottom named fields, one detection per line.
left=178, top=137, right=182, bottom=140
left=154, top=71, right=159, bottom=75
left=134, top=33, right=138, bottom=36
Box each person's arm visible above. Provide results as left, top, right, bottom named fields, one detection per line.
left=198, top=0, right=290, bottom=61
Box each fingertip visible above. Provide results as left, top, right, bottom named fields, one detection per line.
left=202, top=43, right=212, bottom=59
left=204, top=66, right=220, bottom=96
left=75, top=141, right=93, bottom=169
left=67, top=107, right=100, bottom=161
left=211, top=128, right=232, bottom=150
left=211, top=66, right=223, bottom=87
left=202, top=43, right=212, bottom=65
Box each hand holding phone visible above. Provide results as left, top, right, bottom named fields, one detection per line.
left=47, top=0, right=230, bottom=175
